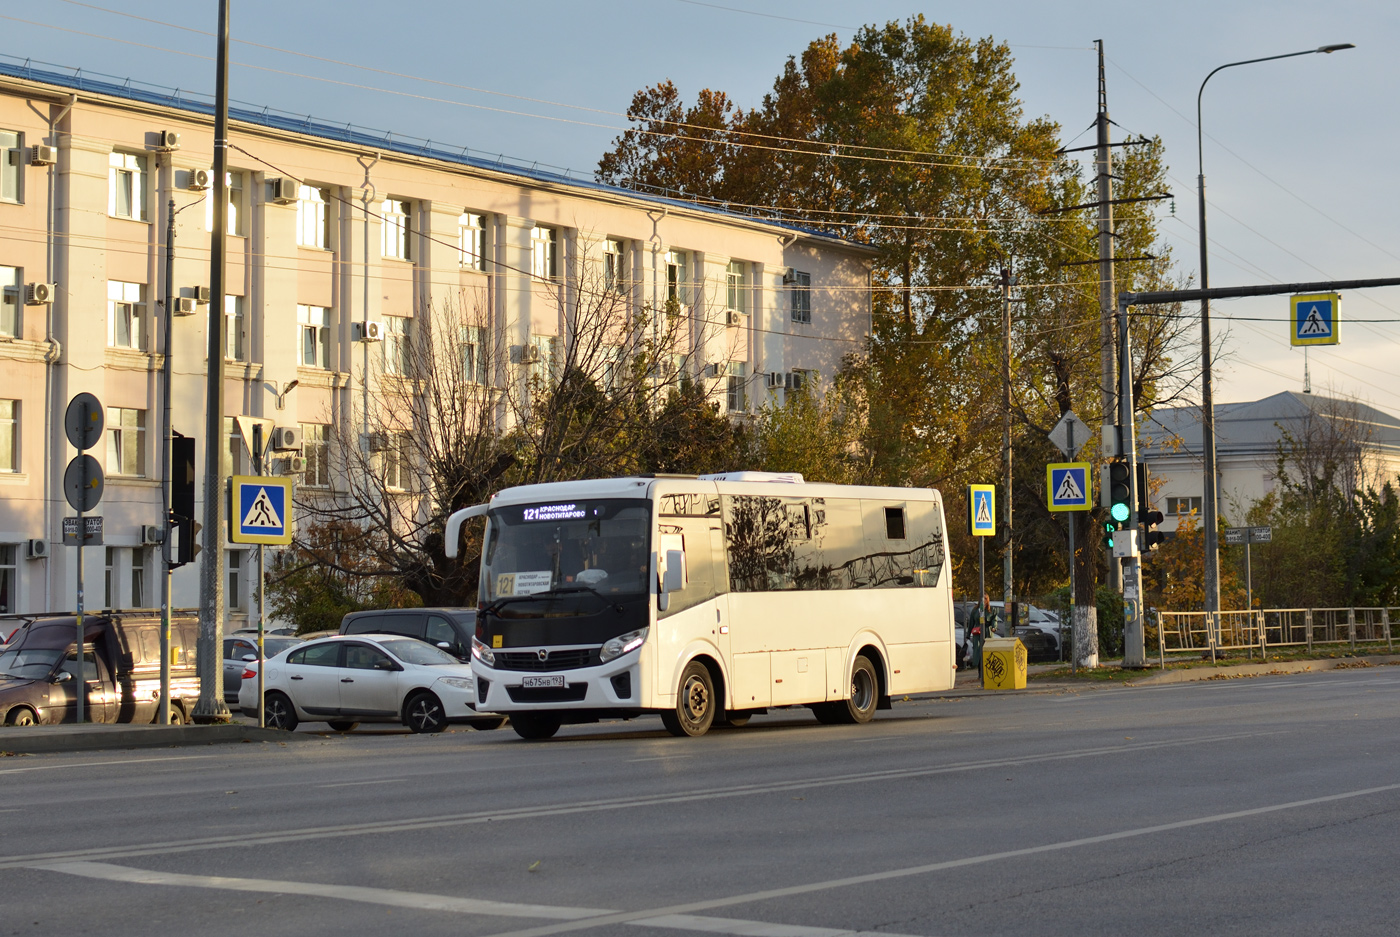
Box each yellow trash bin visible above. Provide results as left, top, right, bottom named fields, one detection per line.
left=982, top=637, right=1027, bottom=690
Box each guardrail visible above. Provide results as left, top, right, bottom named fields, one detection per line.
left=1156, top=607, right=1396, bottom=666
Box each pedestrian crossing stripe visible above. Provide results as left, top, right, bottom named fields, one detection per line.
left=968, top=484, right=995, bottom=536
left=229, top=475, right=295, bottom=545
left=1046, top=462, right=1092, bottom=512
left=1290, top=292, right=1339, bottom=347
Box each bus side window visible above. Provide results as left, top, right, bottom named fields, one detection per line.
left=658, top=521, right=718, bottom=617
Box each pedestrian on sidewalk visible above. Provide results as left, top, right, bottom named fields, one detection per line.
left=966, top=593, right=998, bottom=680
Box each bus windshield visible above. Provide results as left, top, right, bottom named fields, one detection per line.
left=483, top=499, right=651, bottom=601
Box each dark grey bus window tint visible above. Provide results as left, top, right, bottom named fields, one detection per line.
left=885, top=507, right=906, bottom=540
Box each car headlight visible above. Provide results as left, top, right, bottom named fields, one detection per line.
left=472, top=635, right=495, bottom=667
left=600, top=627, right=648, bottom=664
left=438, top=676, right=474, bottom=690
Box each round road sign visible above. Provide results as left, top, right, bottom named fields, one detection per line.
left=64, top=393, right=105, bottom=451
left=63, top=454, right=104, bottom=512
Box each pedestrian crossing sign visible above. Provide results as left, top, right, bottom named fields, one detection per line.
left=229, top=475, right=294, bottom=544
left=968, top=484, right=995, bottom=537
left=1290, top=293, right=1339, bottom=346
left=1046, top=462, right=1092, bottom=512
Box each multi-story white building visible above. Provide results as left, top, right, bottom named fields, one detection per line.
left=0, top=62, right=876, bottom=620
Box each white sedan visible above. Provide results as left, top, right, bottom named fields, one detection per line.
left=239, top=634, right=504, bottom=733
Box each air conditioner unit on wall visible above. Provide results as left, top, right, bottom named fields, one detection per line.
left=365, top=432, right=390, bottom=452
left=269, top=177, right=298, bottom=204
left=704, top=363, right=724, bottom=379
left=518, top=345, right=541, bottom=365
left=270, top=426, right=303, bottom=451
left=352, top=320, right=384, bottom=342
left=188, top=168, right=212, bottom=191
left=765, top=372, right=784, bottom=389
left=194, top=285, right=212, bottom=303
left=141, top=524, right=165, bottom=545
left=26, top=538, right=48, bottom=560
left=173, top=297, right=197, bottom=316
left=725, top=310, right=742, bottom=326
left=781, top=267, right=797, bottom=284
left=29, top=145, right=56, bottom=166
left=282, top=455, right=308, bottom=475
left=156, top=130, right=181, bottom=151
left=25, top=283, right=55, bottom=305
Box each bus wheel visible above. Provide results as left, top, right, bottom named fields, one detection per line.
left=511, top=712, right=561, bottom=740
left=815, top=656, right=878, bottom=725
left=661, top=661, right=715, bottom=737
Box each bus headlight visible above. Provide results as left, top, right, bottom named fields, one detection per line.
left=600, top=627, right=648, bottom=663
left=472, top=636, right=495, bottom=667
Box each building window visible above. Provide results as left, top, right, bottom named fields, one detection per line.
left=602, top=344, right=624, bottom=394
left=381, top=198, right=411, bottom=260
left=604, top=239, right=626, bottom=294
left=383, top=316, right=411, bottom=375
left=131, top=548, right=147, bottom=608
left=459, top=212, right=487, bottom=271
left=205, top=171, right=245, bottom=236
left=726, top=260, right=747, bottom=314
left=0, top=399, right=17, bottom=472
left=108, top=151, right=148, bottom=221
left=726, top=362, right=747, bottom=412
left=104, top=547, right=117, bottom=608
left=297, top=304, right=331, bottom=369
left=105, top=408, right=146, bottom=477
left=666, top=250, right=687, bottom=304
left=224, top=295, right=245, bottom=362
left=226, top=550, right=244, bottom=611
left=790, top=271, right=811, bottom=324
left=461, top=326, right=487, bottom=384
left=383, top=433, right=412, bottom=492
left=1166, top=496, right=1202, bottom=516
left=0, top=544, right=14, bottom=613
left=107, top=280, right=145, bottom=350
left=0, top=265, right=17, bottom=339
left=301, top=423, right=330, bottom=487
left=531, top=225, right=557, bottom=280
left=297, top=184, right=330, bottom=248
left=1, top=130, right=20, bottom=203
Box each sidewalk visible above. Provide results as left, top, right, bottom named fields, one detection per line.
left=0, top=722, right=306, bottom=755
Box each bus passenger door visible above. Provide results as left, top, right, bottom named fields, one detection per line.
left=654, top=520, right=727, bottom=703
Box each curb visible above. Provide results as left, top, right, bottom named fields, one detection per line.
left=1121, top=654, right=1400, bottom=686
left=0, top=723, right=305, bottom=755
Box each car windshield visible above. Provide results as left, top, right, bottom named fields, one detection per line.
left=262, top=637, right=303, bottom=657
left=0, top=647, right=63, bottom=680
left=380, top=639, right=458, bottom=666
left=482, top=499, right=651, bottom=601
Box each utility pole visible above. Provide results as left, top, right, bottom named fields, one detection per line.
left=1095, top=40, right=1120, bottom=597
left=1001, top=265, right=1014, bottom=635
left=194, top=0, right=231, bottom=722
left=159, top=196, right=175, bottom=724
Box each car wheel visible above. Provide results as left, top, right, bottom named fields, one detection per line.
left=660, top=660, right=715, bottom=738
left=6, top=707, right=37, bottom=726
left=405, top=692, right=447, bottom=734
left=264, top=692, right=298, bottom=731
left=814, top=655, right=878, bottom=725
left=167, top=705, right=185, bottom=726
left=510, top=712, right=561, bottom=740
left=327, top=720, right=359, bottom=733
left=468, top=717, right=506, bottom=731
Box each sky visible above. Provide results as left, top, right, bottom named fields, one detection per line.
left=6, top=0, right=1399, bottom=414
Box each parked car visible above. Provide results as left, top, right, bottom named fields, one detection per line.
left=241, top=633, right=504, bottom=733
left=0, top=611, right=200, bottom=725
left=339, top=608, right=476, bottom=662
left=990, top=601, right=1064, bottom=652
left=222, top=634, right=306, bottom=704
left=1011, top=625, right=1060, bottom=663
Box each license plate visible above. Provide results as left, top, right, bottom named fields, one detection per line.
left=521, top=674, right=565, bottom=689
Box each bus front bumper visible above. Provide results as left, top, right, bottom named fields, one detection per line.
left=471, top=655, right=642, bottom=712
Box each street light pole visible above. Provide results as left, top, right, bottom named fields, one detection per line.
left=1195, top=42, right=1353, bottom=618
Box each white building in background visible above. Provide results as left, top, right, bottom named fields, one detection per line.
left=1139, top=391, right=1400, bottom=533
left=0, top=62, right=877, bottom=620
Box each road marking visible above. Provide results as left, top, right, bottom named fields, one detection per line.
left=476, top=781, right=1400, bottom=937
left=316, top=778, right=405, bottom=788
left=0, top=755, right=215, bottom=776
left=34, top=861, right=609, bottom=920
left=625, top=755, right=693, bottom=763
left=0, top=730, right=1270, bottom=870
left=33, top=863, right=924, bottom=937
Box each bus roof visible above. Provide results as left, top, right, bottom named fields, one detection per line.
left=488, top=476, right=941, bottom=507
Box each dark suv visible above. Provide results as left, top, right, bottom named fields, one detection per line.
left=339, top=608, right=475, bottom=662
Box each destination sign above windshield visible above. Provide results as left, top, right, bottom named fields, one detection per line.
left=523, top=503, right=587, bottom=522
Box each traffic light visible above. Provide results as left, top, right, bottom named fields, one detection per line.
left=1102, top=518, right=1118, bottom=552
left=1107, top=459, right=1132, bottom=523
left=170, top=432, right=200, bottom=568
left=1136, top=463, right=1165, bottom=553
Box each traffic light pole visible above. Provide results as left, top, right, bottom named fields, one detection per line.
left=159, top=196, right=175, bottom=724
left=1117, top=294, right=1147, bottom=667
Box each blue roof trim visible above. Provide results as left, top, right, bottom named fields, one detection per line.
left=0, top=58, right=867, bottom=250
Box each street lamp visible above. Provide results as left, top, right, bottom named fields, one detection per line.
left=1195, top=42, right=1354, bottom=616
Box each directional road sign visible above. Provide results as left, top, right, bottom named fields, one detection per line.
left=968, top=484, right=996, bottom=537
left=1291, top=293, right=1339, bottom=346
left=1046, top=462, right=1092, bottom=512
left=229, top=475, right=294, bottom=545
left=62, top=516, right=103, bottom=546
left=1048, top=410, right=1089, bottom=458
left=1225, top=526, right=1272, bottom=545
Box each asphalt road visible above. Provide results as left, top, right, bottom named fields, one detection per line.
left=5, top=666, right=1400, bottom=937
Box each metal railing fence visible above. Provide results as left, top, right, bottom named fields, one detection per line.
left=1156, top=606, right=1396, bottom=666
